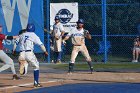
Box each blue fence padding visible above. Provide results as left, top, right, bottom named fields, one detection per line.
left=97, top=41, right=111, bottom=54
left=46, top=0, right=50, bottom=62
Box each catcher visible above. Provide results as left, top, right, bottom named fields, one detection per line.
left=63, top=19, right=93, bottom=74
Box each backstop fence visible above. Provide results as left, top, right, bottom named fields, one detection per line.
left=44, top=0, right=140, bottom=63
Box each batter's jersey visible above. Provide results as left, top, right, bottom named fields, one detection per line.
left=0, top=34, right=5, bottom=50
left=52, top=22, right=64, bottom=37
left=68, top=28, right=88, bottom=45
left=19, top=32, right=43, bottom=51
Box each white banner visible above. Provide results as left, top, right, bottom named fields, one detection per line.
left=50, top=3, right=78, bottom=32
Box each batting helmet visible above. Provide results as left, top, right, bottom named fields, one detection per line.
left=55, top=16, right=60, bottom=20
left=26, top=23, right=35, bottom=32
left=77, top=19, right=84, bottom=24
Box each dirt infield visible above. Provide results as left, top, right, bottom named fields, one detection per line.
left=0, top=63, right=140, bottom=93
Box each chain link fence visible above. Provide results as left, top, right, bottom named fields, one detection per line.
left=1, top=0, right=139, bottom=63
left=6, top=0, right=140, bottom=63
left=106, top=1, right=140, bottom=63
left=47, top=0, right=140, bottom=63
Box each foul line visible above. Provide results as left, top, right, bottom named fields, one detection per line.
left=0, top=79, right=62, bottom=90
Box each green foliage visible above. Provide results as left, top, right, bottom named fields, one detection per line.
left=47, top=0, right=140, bottom=35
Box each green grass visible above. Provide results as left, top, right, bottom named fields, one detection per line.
left=61, top=54, right=131, bottom=63
left=49, top=63, right=140, bottom=71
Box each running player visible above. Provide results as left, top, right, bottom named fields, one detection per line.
left=17, top=23, right=48, bottom=87
left=0, top=25, right=20, bottom=80
left=13, top=29, right=28, bottom=75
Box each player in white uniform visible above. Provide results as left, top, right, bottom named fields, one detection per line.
left=13, top=29, right=28, bottom=75
left=51, top=16, right=65, bottom=63
left=64, top=19, right=93, bottom=74
left=14, top=24, right=48, bottom=87
left=0, top=25, right=20, bottom=80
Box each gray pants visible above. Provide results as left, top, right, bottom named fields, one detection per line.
left=0, top=50, right=16, bottom=74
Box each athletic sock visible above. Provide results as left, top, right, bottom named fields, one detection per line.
left=57, top=52, right=61, bottom=61
left=54, top=52, right=58, bottom=63
left=34, top=70, right=39, bottom=84
left=69, top=63, right=74, bottom=72
left=87, top=62, right=93, bottom=70
left=11, top=63, right=16, bottom=74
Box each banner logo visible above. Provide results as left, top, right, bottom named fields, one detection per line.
left=1, top=0, right=31, bottom=32
left=56, top=9, right=73, bottom=24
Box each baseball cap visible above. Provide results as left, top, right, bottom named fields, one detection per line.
left=55, top=16, right=60, bottom=20
left=26, top=23, right=35, bottom=32
left=76, top=19, right=84, bottom=24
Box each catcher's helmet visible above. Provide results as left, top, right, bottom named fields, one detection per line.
left=26, top=23, right=35, bottom=32
left=55, top=16, right=60, bottom=20
left=77, top=19, right=84, bottom=24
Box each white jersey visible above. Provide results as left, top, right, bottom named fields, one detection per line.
left=15, top=36, right=25, bottom=51
left=68, top=28, right=88, bottom=45
left=19, top=32, right=43, bottom=51
left=52, top=22, right=64, bottom=38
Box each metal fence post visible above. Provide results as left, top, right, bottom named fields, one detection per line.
left=102, top=0, right=107, bottom=63
left=46, top=0, right=50, bottom=63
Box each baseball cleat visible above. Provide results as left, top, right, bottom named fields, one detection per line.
left=135, top=60, right=138, bottom=62
left=20, top=62, right=28, bottom=75
left=67, top=72, right=72, bottom=75
left=12, top=74, right=20, bottom=80
left=90, top=67, right=93, bottom=74
left=132, top=60, right=138, bottom=63
left=67, top=70, right=73, bottom=74
left=34, top=83, right=42, bottom=88
left=56, top=60, right=61, bottom=64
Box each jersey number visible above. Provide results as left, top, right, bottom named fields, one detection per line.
left=24, top=36, right=29, bottom=43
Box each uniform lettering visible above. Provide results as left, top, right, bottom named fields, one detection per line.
left=1, top=0, right=31, bottom=32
